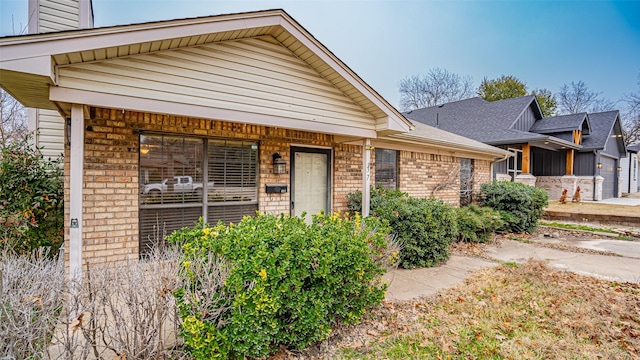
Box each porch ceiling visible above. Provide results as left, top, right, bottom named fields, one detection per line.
left=0, top=9, right=411, bottom=136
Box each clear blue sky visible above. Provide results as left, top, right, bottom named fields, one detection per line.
left=1, top=0, right=639, bottom=110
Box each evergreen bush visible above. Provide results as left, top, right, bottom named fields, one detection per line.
left=348, top=188, right=458, bottom=268
left=455, top=205, right=504, bottom=243
left=479, top=181, right=548, bottom=233
left=0, top=135, right=63, bottom=255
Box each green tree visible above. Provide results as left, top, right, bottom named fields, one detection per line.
left=0, top=134, right=64, bottom=255
left=477, top=75, right=527, bottom=102
left=531, top=88, right=558, bottom=117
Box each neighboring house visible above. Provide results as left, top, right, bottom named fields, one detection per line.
left=26, top=0, right=94, bottom=159
left=404, top=96, right=627, bottom=200
left=620, top=145, right=639, bottom=194
left=0, top=9, right=509, bottom=273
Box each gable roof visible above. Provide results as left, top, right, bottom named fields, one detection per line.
left=582, top=110, right=625, bottom=152
left=403, top=95, right=579, bottom=149
left=530, top=112, right=591, bottom=135
left=0, top=9, right=411, bottom=137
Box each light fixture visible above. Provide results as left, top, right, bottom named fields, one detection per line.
left=272, top=153, right=286, bottom=174
left=140, top=145, right=150, bottom=155
left=597, top=163, right=603, bottom=169
left=617, top=166, right=622, bottom=172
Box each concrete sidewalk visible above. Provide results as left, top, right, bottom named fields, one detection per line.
left=384, top=238, right=640, bottom=301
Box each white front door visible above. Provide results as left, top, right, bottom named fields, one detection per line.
left=292, top=150, right=329, bottom=223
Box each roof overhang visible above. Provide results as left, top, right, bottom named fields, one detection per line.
left=487, top=135, right=581, bottom=151
left=0, top=9, right=412, bottom=137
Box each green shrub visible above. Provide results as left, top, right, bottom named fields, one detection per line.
left=455, top=205, right=504, bottom=243
left=168, top=212, right=394, bottom=359
left=0, top=135, right=63, bottom=255
left=348, top=188, right=458, bottom=269
left=479, top=181, right=548, bottom=233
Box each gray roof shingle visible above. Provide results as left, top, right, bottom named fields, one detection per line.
left=403, top=95, right=544, bottom=144
left=529, top=113, right=590, bottom=134
left=581, top=110, right=620, bottom=150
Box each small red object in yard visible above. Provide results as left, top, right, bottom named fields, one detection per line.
left=559, top=189, right=568, bottom=204
left=572, top=186, right=581, bottom=203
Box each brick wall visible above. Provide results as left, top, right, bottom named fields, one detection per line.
left=65, top=107, right=495, bottom=267
left=64, top=108, right=140, bottom=267
left=398, top=151, right=461, bottom=206
left=473, top=159, right=491, bottom=197
left=65, top=108, right=338, bottom=267
left=333, top=144, right=364, bottom=211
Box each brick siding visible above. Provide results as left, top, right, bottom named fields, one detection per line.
left=65, top=107, right=494, bottom=266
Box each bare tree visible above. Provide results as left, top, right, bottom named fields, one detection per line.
left=399, top=68, right=474, bottom=111
left=0, top=89, right=28, bottom=148
left=556, top=81, right=602, bottom=114
left=590, top=98, right=617, bottom=113
left=622, top=72, right=640, bottom=145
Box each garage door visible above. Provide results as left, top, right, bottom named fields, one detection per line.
left=601, top=156, right=616, bottom=199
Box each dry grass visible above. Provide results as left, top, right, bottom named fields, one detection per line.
left=278, top=261, right=640, bottom=359
left=546, top=200, right=640, bottom=217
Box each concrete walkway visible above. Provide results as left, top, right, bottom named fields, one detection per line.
left=385, top=238, right=640, bottom=301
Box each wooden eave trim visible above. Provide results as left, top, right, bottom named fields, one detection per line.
left=49, top=87, right=377, bottom=138
left=0, top=13, right=284, bottom=60
left=383, top=134, right=510, bottom=159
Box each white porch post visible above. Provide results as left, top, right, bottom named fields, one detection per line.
left=69, top=104, right=84, bottom=280
left=362, top=138, right=371, bottom=217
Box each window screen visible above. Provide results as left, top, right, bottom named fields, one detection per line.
left=139, top=134, right=258, bottom=257
left=375, top=148, right=398, bottom=189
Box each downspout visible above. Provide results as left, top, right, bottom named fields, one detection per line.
left=490, top=151, right=513, bottom=181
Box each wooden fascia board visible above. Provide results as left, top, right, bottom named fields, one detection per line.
left=0, top=13, right=284, bottom=61
left=49, top=86, right=377, bottom=138
left=0, top=56, right=54, bottom=81
left=377, top=136, right=508, bottom=160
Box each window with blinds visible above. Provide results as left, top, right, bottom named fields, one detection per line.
left=375, top=148, right=398, bottom=189
left=139, top=134, right=258, bottom=256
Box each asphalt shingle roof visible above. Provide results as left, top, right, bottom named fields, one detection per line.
left=529, top=113, right=590, bottom=134
left=403, top=95, right=544, bottom=144
left=581, top=110, right=620, bottom=150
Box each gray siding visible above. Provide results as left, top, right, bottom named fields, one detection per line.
left=574, top=152, right=595, bottom=176
left=602, top=124, right=625, bottom=158
left=493, top=159, right=507, bottom=176
left=532, top=148, right=565, bottom=176
left=512, top=106, right=538, bottom=131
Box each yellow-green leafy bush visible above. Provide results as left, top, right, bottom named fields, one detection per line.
left=168, top=212, right=393, bottom=359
